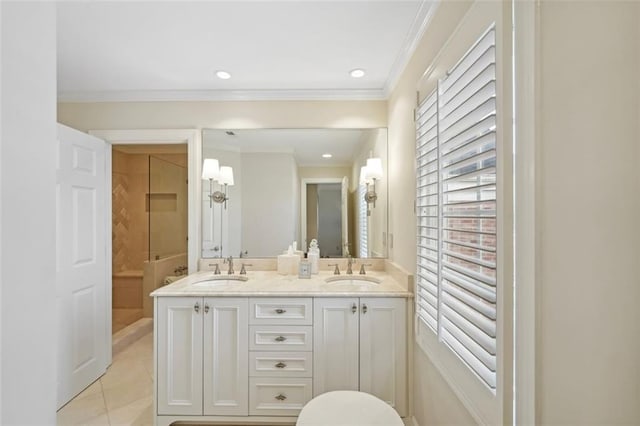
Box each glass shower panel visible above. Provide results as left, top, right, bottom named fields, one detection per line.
left=148, top=156, right=188, bottom=260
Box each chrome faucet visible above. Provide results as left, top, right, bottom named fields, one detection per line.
left=328, top=263, right=340, bottom=275
left=224, top=256, right=234, bottom=274
left=240, top=263, right=252, bottom=275
left=346, top=257, right=356, bottom=275
left=359, top=263, right=372, bottom=275
left=208, top=263, right=221, bottom=275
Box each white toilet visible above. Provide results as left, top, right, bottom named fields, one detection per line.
left=296, top=391, right=404, bottom=426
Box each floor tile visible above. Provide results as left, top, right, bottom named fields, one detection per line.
left=107, top=395, right=153, bottom=426
left=57, top=391, right=108, bottom=425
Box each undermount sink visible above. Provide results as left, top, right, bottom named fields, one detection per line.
left=191, top=275, right=249, bottom=287
left=324, top=275, right=382, bottom=285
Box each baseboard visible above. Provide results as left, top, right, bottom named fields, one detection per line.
left=112, top=317, right=152, bottom=357
left=404, top=416, right=420, bottom=426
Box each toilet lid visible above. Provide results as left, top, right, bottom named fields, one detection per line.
left=296, top=391, right=403, bottom=426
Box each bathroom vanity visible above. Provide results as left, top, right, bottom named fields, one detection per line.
left=151, top=264, right=412, bottom=426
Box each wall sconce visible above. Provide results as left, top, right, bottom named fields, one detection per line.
left=202, top=159, right=234, bottom=209
left=360, top=157, right=383, bottom=213
left=214, top=166, right=234, bottom=209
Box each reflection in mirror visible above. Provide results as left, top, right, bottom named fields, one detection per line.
left=201, top=129, right=387, bottom=259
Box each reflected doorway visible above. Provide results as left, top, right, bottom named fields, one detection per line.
left=302, top=177, right=351, bottom=257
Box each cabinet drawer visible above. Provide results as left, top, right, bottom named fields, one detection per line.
left=249, top=351, right=313, bottom=378
left=249, top=325, right=313, bottom=351
left=249, top=298, right=312, bottom=325
left=249, top=377, right=313, bottom=416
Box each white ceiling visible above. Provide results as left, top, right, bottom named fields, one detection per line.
left=57, top=1, right=437, bottom=102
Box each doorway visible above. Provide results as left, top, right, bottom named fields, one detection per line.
left=302, top=177, right=351, bottom=258
left=111, top=144, right=188, bottom=333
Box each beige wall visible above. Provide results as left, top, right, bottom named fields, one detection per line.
left=58, top=100, right=387, bottom=131
left=536, top=2, right=640, bottom=423
left=112, top=151, right=150, bottom=273
left=387, top=1, right=476, bottom=424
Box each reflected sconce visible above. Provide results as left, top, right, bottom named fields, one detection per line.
left=202, top=158, right=234, bottom=209
left=361, top=157, right=383, bottom=211
left=215, top=166, right=234, bottom=209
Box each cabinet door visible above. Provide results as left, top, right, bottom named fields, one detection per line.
left=359, top=298, right=407, bottom=416
left=203, top=297, right=249, bottom=416
left=156, top=297, right=203, bottom=415
left=313, top=298, right=359, bottom=396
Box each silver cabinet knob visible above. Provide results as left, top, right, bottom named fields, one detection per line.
left=194, top=302, right=200, bottom=313
left=275, top=394, right=287, bottom=401
left=351, top=303, right=357, bottom=314
left=362, top=304, right=368, bottom=314
left=275, top=362, right=287, bottom=369
left=275, top=308, right=286, bottom=314
left=274, top=335, right=287, bottom=342
left=204, top=304, right=209, bottom=314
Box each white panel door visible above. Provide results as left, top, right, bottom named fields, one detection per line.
left=359, top=298, right=407, bottom=416
left=313, top=298, right=359, bottom=396
left=157, top=297, right=203, bottom=415
left=56, top=124, right=108, bottom=408
left=203, top=297, right=249, bottom=416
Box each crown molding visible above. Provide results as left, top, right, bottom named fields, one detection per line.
left=383, top=0, right=440, bottom=97
left=57, top=88, right=388, bottom=103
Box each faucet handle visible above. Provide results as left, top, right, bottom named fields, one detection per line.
left=328, top=263, right=340, bottom=275
left=240, top=263, right=252, bottom=275
left=359, top=263, right=372, bottom=275
left=209, top=263, right=221, bottom=275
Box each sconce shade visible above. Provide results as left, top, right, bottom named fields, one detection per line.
left=359, top=166, right=372, bottom=185
left=202, top=158, right=220, bottom=180
left=365, top=158, right=383, bottom=180
left=218, top=166, right=234, bottom=186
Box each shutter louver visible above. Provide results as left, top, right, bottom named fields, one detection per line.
left=416, top=89, right=439, bottom=333
left=415, top=25, right=497, bottom=391
left=358, top=184, right=368, bottom=257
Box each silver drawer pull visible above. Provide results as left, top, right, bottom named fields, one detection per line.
left=274, top=335, right=287, bottom=342
left=204, top=304, right=209, bottom=314
left=275, top=362, right=287, bottom=369
left=362, top=304, right=368, bottom=314
left=194, top=302, right=200, bottom=313
left=351, top=303, right=357, bottom=314
left=275, top=308, right=287, bottom=314
left=275, top=394, right=287, bottom=401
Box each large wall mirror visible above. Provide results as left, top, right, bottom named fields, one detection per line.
left=201, top=128, right=388, bottom=259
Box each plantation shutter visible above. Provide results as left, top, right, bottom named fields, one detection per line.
left=416, top=25, right=497, bottom=390
left=415, top=89, right=439, bottom=333
left=358, top=184, right=368, bottom=257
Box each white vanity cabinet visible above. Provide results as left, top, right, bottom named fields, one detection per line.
left=156, top=297, right=248, bottom=417
left=155, top=292, right=408, bottom=424
left=313, top=297, right=407, bottom=416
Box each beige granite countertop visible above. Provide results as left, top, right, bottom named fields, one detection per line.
left=150, top=269, right=412, bottom=298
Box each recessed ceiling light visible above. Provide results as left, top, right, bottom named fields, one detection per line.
left=350, top=68, right=365, bottom=78
left=322, top=153, right=332, bottom=158
left=216, top=70, right=231, bottom=80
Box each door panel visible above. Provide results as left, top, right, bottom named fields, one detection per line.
left=359, top=298, right=407, bottom=416
left=157, top=297, right=203, bottom=415
left=56, top=124, right=108, bottom=408
left=203, top=298, right=249, bottom=416
left=313, top=298, right=359, bottom=396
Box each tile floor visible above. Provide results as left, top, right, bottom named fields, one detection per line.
left=57, top=331, right=153, bottom=425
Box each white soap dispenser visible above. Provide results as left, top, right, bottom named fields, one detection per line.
left=308, top=239, right=320, bottom=274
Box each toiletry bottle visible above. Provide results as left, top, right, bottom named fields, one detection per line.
left=308, top=239, right=320, bottom=274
